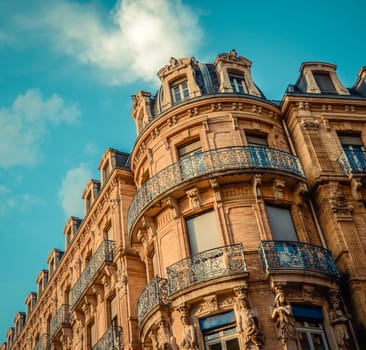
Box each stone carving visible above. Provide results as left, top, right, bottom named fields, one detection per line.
left=273, top=178, right=285, bottom=201
left=156, top=320, right=176, bottom=350
left=271, top=288, right=296, bottom=345
left=197, top=295, right=218, bottom=314
left=329, top=183, right=353, bottom=217
left=178, top=307, right=198, bottom=350
left=234, top=287, right=264, bottom=349
left=186, top=188, right=201, bottom=210
left=329, top=290, right=350, bottom=350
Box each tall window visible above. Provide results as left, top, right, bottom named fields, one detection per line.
left=171, top=79, right=190, bottom=103
left=88, top=321, right=97, bottom=349
left=109, top=295, right=118, bottom=326
left=200, top=311, right=240, bottom=350
left=292, top=305, right=330, bottom=350
left=266, top=205, right=298, bottom=241
left=186, top=211, right=221, bottom=255
left=313, top=72, right=336, bottom=94
left=229, top=73, right=247, bottom=94
left=178, top=139, right=204, bottom=178
left=339, top=134, right=366, bottom=170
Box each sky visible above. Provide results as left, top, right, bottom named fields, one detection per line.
left=0, top=0, right=365, bottom=341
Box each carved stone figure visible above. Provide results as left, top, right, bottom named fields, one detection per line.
left=234, top=289, right=264, bottom=349
left=329, top=291, right=350, bottom=350
left=157, top=320, right=174, bottom=350
left=180, top=314, right=198, bottom=350
left=271, top=289, right=296, bottom=345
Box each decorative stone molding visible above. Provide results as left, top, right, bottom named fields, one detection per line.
left=252, top=174, right=262, bottom=199
left=186, top=188, right=201, bottom=210
left=302, top=284, right=314, bottom=302
left=273, top=178, right=285, bottom=201
left=297, top=101, right=310, bottom=110
left=166, top=197, right=180, bottom=218
left=197, top=295, right=218, bottom=314
left=351, top=177, right=362, bottom=201
left=301, top=118, right=320, bottom=130
left=329, top=182, right=353, bottom=218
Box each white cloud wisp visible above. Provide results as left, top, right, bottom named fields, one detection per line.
left=0, top=89, right=80, bottom=168
left=58, top=164, right=93, bottom=218
left=14, top=0, right=203, bottom=84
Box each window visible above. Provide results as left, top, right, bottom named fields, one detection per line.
left=88, top=321, right=97, bottom=348
left=105, top=224, right=113, bottom=241
left=171, top=79, right=189, bottom=103
left=109, top=295, right=118, bottom=326
left=339, top=134, right=366, bottom=170
left=186, top=211, right=221, bottom=255
left=313, top=72, right=336, bottom=94
left=246, top=134, right=268, bottom=147
left=200, top=311, right=240, bottom=350
left=229, top=73, right=247, bottom=94
left=178, top=139, right=202, bottom=158
left=266, top=205, right=298, bottom=241
left=292, top=305, right=330, bottom=350
left=178, top=139, right=205, bottom=178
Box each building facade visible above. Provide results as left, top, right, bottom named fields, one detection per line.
left=2, top=50, right=366, bottom=350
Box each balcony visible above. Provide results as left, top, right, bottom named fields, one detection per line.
left=137, top=277, right=169, bottom=324
left=128, top=146, right=305, bottom=232
left=167, top=244, right=247, bottom=295
left=259, top=241, right=340, bottom=279
left=92, top=324, right=123, bottom=350
left=50, top=304, right=71, bottom=340
left=338, top=148, right=366, bottom=175
left=70, top=240, right=116, bottom=309
left=33, top=335, right=49, bottom=350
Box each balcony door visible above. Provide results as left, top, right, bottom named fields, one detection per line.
left=178, top=139, right=205, bottom=179
left=339, top=134, right=366, bottom=171
left=186, top=211, right=221, bottom=255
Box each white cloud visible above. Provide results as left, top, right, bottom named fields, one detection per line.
left=0, top=190, right=44, bottom=216
left=13, top=0, right=203, bottom=84
left=58, top=164, right=93, bottom=218
left=0, top=89, right=80, bottom=168
left=84, top=142, right=99, bottom=157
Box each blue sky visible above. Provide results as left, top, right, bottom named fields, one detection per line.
left=0, top=0, right=364, bottom=341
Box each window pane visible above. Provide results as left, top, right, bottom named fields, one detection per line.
left=313, top=73, right=336, bottom=93
left=186, top=211, right=221, bottom=255
left=266, top=205, right=298, bottom=241
left=311, top=333, right=328, bottom=350
left=226, top=338, right=240, bottom=350
left=247, top=134, right=268, bottom=146
left=339, top=135, right=363, bottom=146
left=298, top=331, right=312, bottom=350
left=209, top=343, right=222, bottom=350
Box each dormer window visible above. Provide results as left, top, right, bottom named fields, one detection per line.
left=313, top=72, right=336, bottom=94
left=171, top=78, right=189, bottom=103
left=229, top=72, right=247, bottom=93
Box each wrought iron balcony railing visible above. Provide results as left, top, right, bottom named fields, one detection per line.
left=338, top=148, right=366, bottom=175
left=167, top=244, right=247, bottom=295
left=70, top=240, right=116, bottom=309
left=137, top=277, right=169, bottom=324
left=50, top=304, right=71, bottom=340
left=33, top=334, right=49, bottom=350
left=259, top=240, right=340, bottom=279
left=92, top=324, right=123, bottom=350
left=128, top=146, right=304, bottom=232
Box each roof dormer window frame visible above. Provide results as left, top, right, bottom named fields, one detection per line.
left=170, top=76, right=190, bottom=104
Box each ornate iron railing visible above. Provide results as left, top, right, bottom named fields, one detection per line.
left=167, top=244, right=247, bottom=295
left=70, top=240, right=116, bottom=308
left=33, top=334, right=49, bottom=350
left=128, top=146, right=304, bottom=232
left=92, top=324, right=123, bottom=350
left=137, top=277, right=169, bottom=324
left=338, top=148, right=366, bottom=174
left=50, top=304, right=71, bottom=340
left=259, top=240, right=340, bottom=279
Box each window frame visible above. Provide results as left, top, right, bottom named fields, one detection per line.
left=171, top=78, right=190, bottom=103
left=229, top=72, right=248, bottom=94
